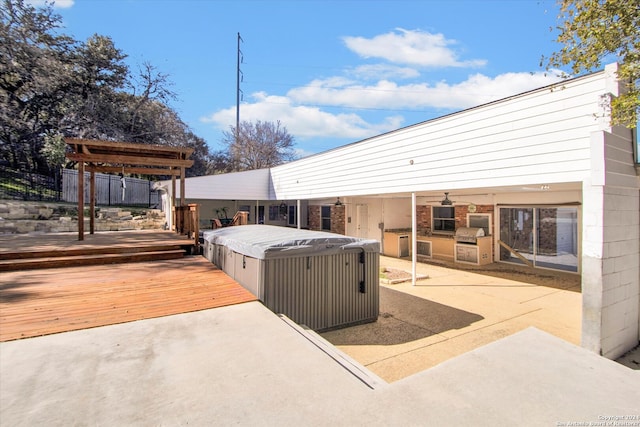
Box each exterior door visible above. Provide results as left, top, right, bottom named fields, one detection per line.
left=500, top=208, right=535, bottom=266
left=356, top=204, right=368, bottom=239
left=499, top=207, right=578, bottom=272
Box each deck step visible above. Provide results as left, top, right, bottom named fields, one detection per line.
left=0, top=249, right=186, bottom=272
left=0, top=244, right=185, bottom=261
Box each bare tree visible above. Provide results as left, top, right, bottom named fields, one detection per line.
left=221, top=120, right=296, bottom=171
left=127, top=61, right=177, bottom=136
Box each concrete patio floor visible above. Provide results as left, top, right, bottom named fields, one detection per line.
left=321, top=255, right=583, bottom=382
left=2, top=300, right=638, bottom=426
left=2, top=254, right=639, bottom=425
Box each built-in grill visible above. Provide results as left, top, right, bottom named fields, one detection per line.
left=454, top=227, right=485, bottom=244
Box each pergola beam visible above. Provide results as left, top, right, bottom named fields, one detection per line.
left=66, top=153, right=193, bottom=168
left=65, top=138, right=193, bottom=241
left=85, top=165, right=182, bottom=176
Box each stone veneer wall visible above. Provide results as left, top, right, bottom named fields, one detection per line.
left=0, top=201, right=165, bottom=234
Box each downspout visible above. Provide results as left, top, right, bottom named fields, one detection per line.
left=412, top=192, right=417, bottom=286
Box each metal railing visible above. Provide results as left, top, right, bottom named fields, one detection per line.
left=0, top=167, right=62, bottom=201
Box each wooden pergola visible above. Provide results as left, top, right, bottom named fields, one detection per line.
left=65, top=138, right=194, bottom=240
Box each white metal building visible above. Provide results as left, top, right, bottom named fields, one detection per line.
left=158, top=63, right=639, bottom=361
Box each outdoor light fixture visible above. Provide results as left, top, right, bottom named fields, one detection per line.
left=334, top=197, right=343, bottom=206
left=441, top=192, right=453, bottom=206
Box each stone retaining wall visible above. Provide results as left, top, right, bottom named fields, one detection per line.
left=0, top=201, right=165, bottom=234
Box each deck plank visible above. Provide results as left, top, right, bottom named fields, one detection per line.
left=0, top=256, right=257, bottom=342
left=0, top=230, right=195, bottom=256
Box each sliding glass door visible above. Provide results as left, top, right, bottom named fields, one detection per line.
left=499, top=207, right=578, bottom=272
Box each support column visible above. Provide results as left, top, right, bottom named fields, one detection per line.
left=171, top=171, right=176, bottom=231
left=412, top=192, right=417, bottom=286
left=89, top=170, right=95, bottom=234
left=582, top=130, right=640, bottom=359
left=180, top=166, right=186, bottom=207
left=77, top=161, right=84, bottom=240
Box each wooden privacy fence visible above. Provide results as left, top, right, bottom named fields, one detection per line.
left=175, top=204, right=200, bottom=248
left=63, top=169, right=160, bottom=207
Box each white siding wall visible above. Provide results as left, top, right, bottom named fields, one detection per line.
left=271, top=70, right=612, bottom=200
left=171, top=168, right=273, bottom=200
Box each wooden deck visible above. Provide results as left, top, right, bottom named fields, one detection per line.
left=0, top=230, right=196, bottom=256
left=0, top=230, right=198, bottom=271
left=0, top=231, right=258, bottom=342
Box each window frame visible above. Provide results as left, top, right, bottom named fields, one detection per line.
left=432, top=206, right=455, bottom=235
left=321, top=205, right=331, bottom=231
left=467, top=213, right=491, bottom=236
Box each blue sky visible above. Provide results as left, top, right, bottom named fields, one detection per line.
left=36, top=0, right=568, bottom=157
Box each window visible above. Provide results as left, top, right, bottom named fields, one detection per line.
left=288, top=205, right=296, bottom=226
left=468, top=213, right=491, bottom=236
left=269, top=203, right=288, bottom=221
left=269, top=205, right=279, bottom=221
left=499, top=207, right=578, bottom=272
left=432, top=206, right=455, bottom=234
left=321, top=206, right=331, bottom=231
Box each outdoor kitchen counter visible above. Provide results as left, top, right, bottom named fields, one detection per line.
left=383, top=231, right=456, bottom=261
left=416, top=234, right=456, bottom=261
left=383, top=232, right=494, bottom=265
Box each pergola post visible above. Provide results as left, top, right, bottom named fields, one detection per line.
left=77, top=161, right=84, bottom=241
left=180, top=166, right=186, bottom=207
left=89, top=169, right=96, bottom=234
left=171, top=171, right=176, bottom=231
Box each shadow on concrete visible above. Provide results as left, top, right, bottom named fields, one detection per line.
left=322, top=287, right=483, bottom=346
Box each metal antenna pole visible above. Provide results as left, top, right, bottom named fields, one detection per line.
left=236, top=32, right=243, bottom=143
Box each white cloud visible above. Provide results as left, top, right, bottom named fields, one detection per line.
left=202, top=91, right=404, bottom=141
left=26, top=0, right=74, bottom=8
left=201, top=70, right=565, bottom=147
left=342, top=28, right=486, bottom=68
left=201, top=25, right=567, bottom=153
left=286, top=71, right=565, bottom=110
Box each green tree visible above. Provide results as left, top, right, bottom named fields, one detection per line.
left=40, top=130, right=66, bottom=169
left=64, top=34, right=129, bottom=139
left=0, top=0, right=75, bottom=171
left=221, top=120, right=296, bottom=171
left=546, top=0, right=639, bottom=128
left=1, top=0, right=212, bottom=178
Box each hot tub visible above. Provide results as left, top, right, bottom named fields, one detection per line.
left=203, top=225, right=380, bottom=331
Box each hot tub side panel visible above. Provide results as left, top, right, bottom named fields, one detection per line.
left=327, top=251, right=379, bottom=331
left=263, top=250, right=379, bottom=331
left=232, top=252, right=264, bottom=299
left=204, top=241, right=263, bottom=298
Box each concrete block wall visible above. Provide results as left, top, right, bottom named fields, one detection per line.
left=599, top=187, right=640, bottom=359
left=582, top=186, right=640, bottom=360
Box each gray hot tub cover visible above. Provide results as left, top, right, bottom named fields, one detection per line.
left=203, top=225, right=379, bottom=260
